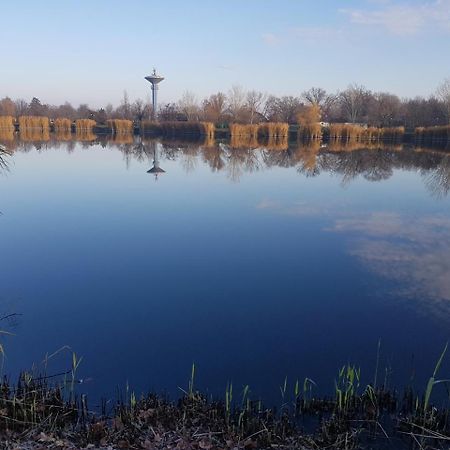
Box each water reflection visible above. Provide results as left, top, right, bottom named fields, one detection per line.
left=332, top=212, right=450, bottom=315
left=1, top=136, right=450, bottom=197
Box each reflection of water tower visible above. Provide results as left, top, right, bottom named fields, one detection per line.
left=145, top=69, right=164, bottom=121
left=147, top=141, right=165, bottom=181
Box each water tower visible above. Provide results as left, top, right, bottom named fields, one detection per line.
left=145, top=68, right=164, bottom=121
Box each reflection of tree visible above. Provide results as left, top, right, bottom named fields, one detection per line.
left=5, top=136, right=450, bottom=197
left=423, top=155, right=450, bottom=199
left=201, top=145, right=226, bottom=172
left=0, top=146, right=11, bottom=172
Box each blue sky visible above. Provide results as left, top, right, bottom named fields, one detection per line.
left=1, top=0, right=449, bottom=108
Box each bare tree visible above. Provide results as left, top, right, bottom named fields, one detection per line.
left=0, top=97, right=16, bottom=116
left=265, top=95, right=303, bottom=123
left=436, top=78, right=450, bottom=124
left=227, top=85, right=246, bottom=122
left=202, top=92, right=227, bottom=123
left=178, top=91, right=199, bottom=121
left=301, top=87, right=335, bottom=121
left=246, top=90, right=266, bottom=124
left=132, top=99, right=151, bottom=122
left=339, top=84, right=372, bottom=123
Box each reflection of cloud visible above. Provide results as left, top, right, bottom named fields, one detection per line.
left=340, top=1, right=450, bottom=36
left=332, top=212, right=450, bottom=306
left=256, top=198, right=336, bottom=217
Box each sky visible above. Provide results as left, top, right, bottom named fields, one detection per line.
left=1, top=0, right=449, bottom=108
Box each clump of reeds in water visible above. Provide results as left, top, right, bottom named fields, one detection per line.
left=140, top=121, right=162, bottom=135
left=0, top=115, right=15, bottom=131
left=415, top=125, right=450, bottom=145
left=297, top=105, right=322, bottom=140
left=18, top=116, right=50, bottom=142
left=18, top=116, right=49, bottom=131
left=53, top=118, right=72, bottom=133
left=75, top=119, right=96, bottom=133
left=258, top=122, right=289, bottom=138
left=159, top=121, right=214, bottom=138
left=363, top=126, right=405, bottom=142
left=229, top=123, right=259, bottom=138
left=0, top=116, right=15, bottom=146
left=329, top=123, right=365, bottom=141
left=75, top=119, right=97, bottom=141
left=200, top=121, right=215, bottom=139
left=107, top=119, right=133, bottom=135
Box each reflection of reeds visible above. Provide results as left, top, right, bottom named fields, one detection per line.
left=107, top=119, right=133, bottom=134
left=53, top=118, right=72, bottom=132
left=75, top=130, right=97, bottom=142
left=327, top=140, right=403, bottom=152
left=0, top=128, right=14, bottom=142
left=230, top=134, right=259, bottom=149
left=109, top=133, right=134, bottom=144
left=19, top=127, right=50, bottom=142
left=141, top=121, right=162, bottom=135
left=54, top=129, right=73, bottom=141
left=0, top=115, right=15, bottom=131
left=262, top=135, right=289, bottom=151
left=258, top=122, right=289, bottom=138
left=75, top=119, right=96, bottom=133
left=415, top=126, right=450, bottom=144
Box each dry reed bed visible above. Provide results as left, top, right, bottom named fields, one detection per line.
left=258, top=122, right=289, bottom=138
left=160, top=121, right=215, bottom=137
left=415, top=125, right=450, bottom=143
left=75, top=119, right=96, bottom=133
left=0, top=115, right=15, bottom=130
left=0, top=128, right=15, bottom=143
left=229, top=123, right=259, bottom=138
left=297, top=105, right=322, bottom=140
left=107, top=119, right=133, bottom=134
left=18, top=116, right=49, bottom=131
left=329, top=124, right=405, bottom=142
left=53, top=118, right=72, bottom=132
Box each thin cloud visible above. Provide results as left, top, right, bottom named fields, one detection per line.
left=341, top=0, right=450, bottom=36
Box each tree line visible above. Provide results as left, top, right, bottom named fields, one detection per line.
left=1, top=79, right=449, bottom=130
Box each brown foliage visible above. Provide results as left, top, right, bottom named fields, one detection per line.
left=160, top=122, right=213, bottom=137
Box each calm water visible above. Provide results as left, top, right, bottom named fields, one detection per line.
left=0, top=138, right=449, bottom=405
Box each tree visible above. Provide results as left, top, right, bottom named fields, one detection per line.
left=202, top=92, right=227, bottom=123
left=178, top=91, right=199, bottom=121
left=339, top=84, right=372, bottom=123
left=132, top=99, right=151, bottom=122
left=301, top=87, right=335, bottom=121
left=436, top=78, right=450, bottom=124
left=246, top=91, right=266, bottom=124
left=265, top=95, right=303, bottom=123
left=0, top=97, right=16, bottom=116
left=227, top=85, right=246, bottom=122
left=29, top=97, right=45, bottom=116
left=369, top=92, right=401, bottom=127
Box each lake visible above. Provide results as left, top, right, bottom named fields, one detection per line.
left=0, top=137, right=449, bottom=406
